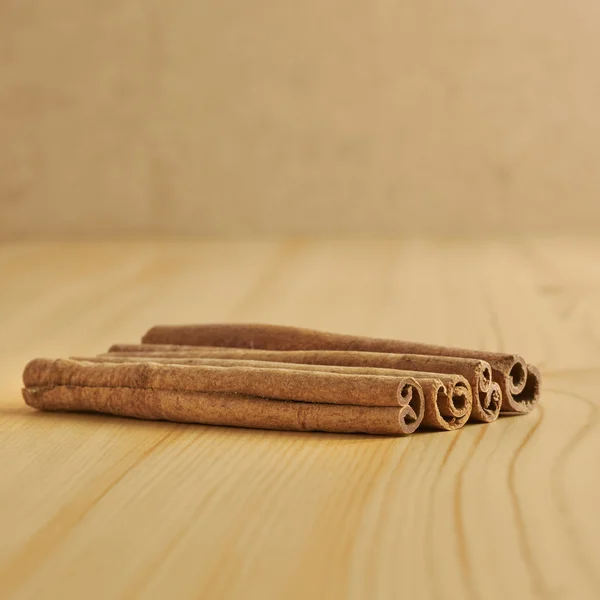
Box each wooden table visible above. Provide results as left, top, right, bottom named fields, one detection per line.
left=1, top=238, right=599, bottom=600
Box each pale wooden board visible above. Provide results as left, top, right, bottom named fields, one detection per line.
left=1, top=239, right=599, bottom=600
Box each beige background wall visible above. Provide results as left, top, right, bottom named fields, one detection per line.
left=1, top=1, right=600, bottom=238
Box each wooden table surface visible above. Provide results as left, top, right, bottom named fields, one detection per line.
left=1, top=238, right=599, bottom=600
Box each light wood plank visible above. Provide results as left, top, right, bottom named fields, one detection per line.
left=1, top=239, right=599, bottom=600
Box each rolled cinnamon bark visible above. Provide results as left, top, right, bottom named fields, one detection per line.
left=141, top=324, right=540, bottom=414
left=23, top=358, right=424, bottom=410
left=22, top=386, right=419, bottom=435
left=414, top=377, right=472, bottom=431
left=80, top=354, right=473, bottom=430
left=108, top=344, right=498, bottom=423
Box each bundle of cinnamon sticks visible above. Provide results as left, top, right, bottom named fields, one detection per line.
left=22, top=323, right=541, bottom=436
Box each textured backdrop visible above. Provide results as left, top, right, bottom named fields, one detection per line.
left=1, top=1, right=600, bottom=237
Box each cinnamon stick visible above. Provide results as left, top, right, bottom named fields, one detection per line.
left=81, top=354, right=473, bottom=431
left=109, top=344, right=498, bottom=423
left=141, top=324, right=540, bottom=414
left=23, top=359, right=425, bottom=435
left=23, top=386, right=418, bottom=436
left=23, top=358, right=423, bottom=409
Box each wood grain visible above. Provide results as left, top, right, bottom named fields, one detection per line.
left=1, top=238, right=599, bottom=599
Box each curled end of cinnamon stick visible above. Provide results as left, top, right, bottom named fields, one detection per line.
left=470, top=362, right=502, bottom=423
left=497, top=357, right=542, bottom=414
left=508, top=364, right=541, bottom=413
left=474, top=381, right=502, bottom=422
left=395, top=378, right=425, bottom=435
left=421, top=377, right=472, bottom=431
